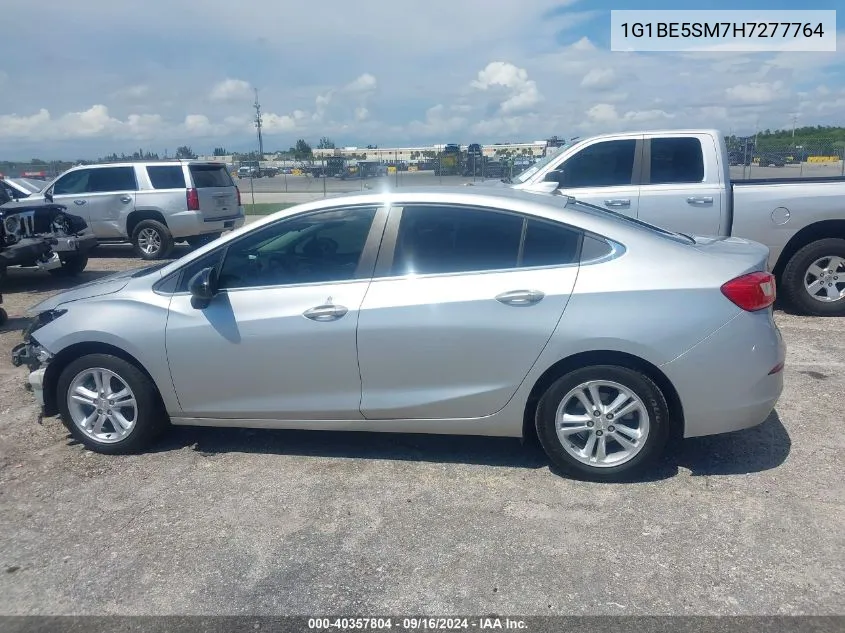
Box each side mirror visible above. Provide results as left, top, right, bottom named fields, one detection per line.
left=188, top=267, right=218, bottom=309
left=523, top=181, right=562, bottom=195
left=44, top=189, right=54, bottom=203
left=544, top=169, right=566, bottom=185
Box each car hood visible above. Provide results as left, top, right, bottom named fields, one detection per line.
left=26, top=268, right=144, bottom=315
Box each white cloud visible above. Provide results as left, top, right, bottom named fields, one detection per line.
left=209, top=78, right=252, bottom=102
left=580, top=68, right=615, bottom=88
left=725, top=81, right=785, bottom=104
left=471, top=61, right=541, bottom=113
left=585, top=103, right=673, bottom=126
left=345, top=73, right=377, bottom=93
left=112, top=84, right=149, bottom=100
left=407, top=104, right=466, bottom=137
left=355, top=106, right=369, bottom=121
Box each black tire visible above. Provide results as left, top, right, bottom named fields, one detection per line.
left=48, top=253, right=88, bottom=277
left=535, top=365, right=670, bottom=482
left=186, top=233, right=221, bottom=248
left=56, top=353, right=167, bottom=454
left=781, top=238, right=845, bottom=317
left=0, top=307, right=7, bottom=326
left=131, top=219, right=174, bottom=260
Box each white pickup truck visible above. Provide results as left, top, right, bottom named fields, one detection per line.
left=502, top=129, right=845, bottom=317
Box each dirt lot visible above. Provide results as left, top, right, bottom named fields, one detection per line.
left=0, top=246, right=843, bottom=615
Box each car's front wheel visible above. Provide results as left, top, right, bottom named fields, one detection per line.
left=56, top=353, right=167, bottom=454
left=535, top=365, right=670, bottom=482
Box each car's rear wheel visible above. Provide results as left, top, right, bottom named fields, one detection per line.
left=56, top=353, right=167, bottom=454
left=781, top=238, right=845, bottom=317
left=535, top=365, right=670, bottom=482
left=132, top=219, right=174, bottom=260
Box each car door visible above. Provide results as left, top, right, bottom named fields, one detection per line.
left=356, top=203, right=581, bottom=420
left=165, top=204, right=387, bottom=420
left=79, top=166, right=138, bottom=238
left=549, top=137, right=643, bottom=217
left=636, top=136, right=723, bottom=236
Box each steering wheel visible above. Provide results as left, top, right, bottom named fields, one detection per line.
left=303, top=236, right=339, bottom=258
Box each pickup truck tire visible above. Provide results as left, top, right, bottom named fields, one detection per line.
left=131, top=219, right=174, bottom=260
left=781, top=238, right=845, bottom=317
left=48, top=254, right=88, bottom=277
left=535, top=365, right=669, bottom=482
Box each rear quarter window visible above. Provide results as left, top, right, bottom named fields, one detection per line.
left=147, top=166, right=186, bottom=189
left=190, top=164, right=234, bottom=188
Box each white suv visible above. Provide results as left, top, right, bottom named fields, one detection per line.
left=5, top=161, right=245, bottom=259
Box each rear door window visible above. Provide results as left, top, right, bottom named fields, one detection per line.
left=190, top=164, right=233, bottom=188
left=392, top=205, right=524, bottom=275
left=521, top=219, right=582, bottom=267
left=147, top=165, right=187, bottom=189
left=86, top=167, right=137, bottom=193
left=649, top=138, right=704, bottom=184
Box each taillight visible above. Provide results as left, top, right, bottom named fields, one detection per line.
left=186, top=188, right=200, bottom=211
left=721, top=271, right=776, bottom=311
left=235, top=186, right=241, bottom=206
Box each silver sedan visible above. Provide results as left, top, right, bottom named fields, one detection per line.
left=12, top=188, right=785, bottom=481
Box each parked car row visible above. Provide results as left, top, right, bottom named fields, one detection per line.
left=10, top=187, right=785, bottom=482
left=4, top=128, right=842, bottom=480
left=0, top=161, right=245, bottom=279
left=492, top=128, right=845, bottom=317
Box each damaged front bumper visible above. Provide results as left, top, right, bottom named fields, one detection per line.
left=11, top=338, right=52, bottom=409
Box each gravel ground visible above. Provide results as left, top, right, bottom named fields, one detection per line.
left=0, top=244, right=843, bottom=616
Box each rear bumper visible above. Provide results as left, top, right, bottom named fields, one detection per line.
left=166, top=208, right=245, bottom=238
left=661, top=309, right=786, bottom=438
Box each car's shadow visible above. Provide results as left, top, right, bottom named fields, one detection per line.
left=129, top=409, right=790, bottom=482
left=89, top=244, right=194, bottom=260
left=1, top=268, right=116, bottom=295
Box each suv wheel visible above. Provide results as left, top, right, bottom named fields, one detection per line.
left=57, top=353, right=167, bottom=454
left=535, top=365, right=670, bottom=482
left=132, top=219, right=174, bottom=260
left=781, top=238, right=845, bottom=316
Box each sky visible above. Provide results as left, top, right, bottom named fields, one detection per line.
left=0, top=0, right=842, bottom=159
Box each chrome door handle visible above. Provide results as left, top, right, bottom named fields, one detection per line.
left=687, top=196, right=714, bottom=205
left=73, top=199, right=87, bottom=205
left=303, top=304, right=348, bottom=321
left=495, top=289, right=545, bottom=307
left=120, top=196, right=132, bottom=204
left=604, top=199, right=630, bottom=207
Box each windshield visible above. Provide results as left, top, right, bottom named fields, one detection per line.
left=513, top=145, right=569, bottom=183
left=13, top=179, right=46, bottom=194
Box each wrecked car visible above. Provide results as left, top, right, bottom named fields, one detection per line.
left=0, top=203, right=97, bottom=279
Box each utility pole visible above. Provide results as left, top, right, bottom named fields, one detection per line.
left=790, top=113, right=798, bottom=140
left=253, top=88, right=264, bottom=159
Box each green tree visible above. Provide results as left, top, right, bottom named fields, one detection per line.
left=289, top=139, right=313, bottom=160
left=175, top=145, right=197, bottom=159
left=213, top=147, right=229, bottom=156
left=317, top=137, right=336, bottom=150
